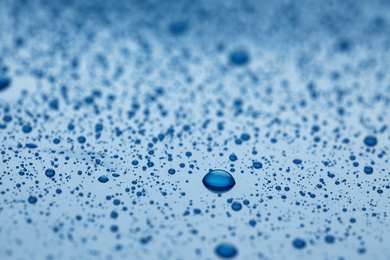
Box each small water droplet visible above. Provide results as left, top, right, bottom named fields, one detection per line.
left=98, top=176, right=109, bottom=183
left=215, top=243, right=238, bottom=258
left=45, top=169, right=55, bottom=178
left=229, top=50, right=249, bottom=66
left=293, top=159, right=302, bottom=165
left=77, top=136, right=86, bottom=144
left=364, top=166, right=373, bottom=174
left=231, top=201, right=242, bottom=211
left=0, top=77, right=11, bottom=91
left=168, top=21, right=189, bottom=36
left=22, top=125, right=32, bottom=133
left=27, top=196, right=37, bottom=204
left=253, top=162, right=262, bottom=169
left=229, top=154, right=237, bottom=162
left=324, top=235, right=335, bottom=244
left=292, top=238, right=307, bottom=249
left=26, top=143, right=38, bottom=149
left=364, top=136, right=377, bottom=147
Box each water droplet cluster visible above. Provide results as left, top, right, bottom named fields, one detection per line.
left=0, top=0, right=389, bottom=259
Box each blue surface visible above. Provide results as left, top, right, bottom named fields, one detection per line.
left=0, top=0, right=390, bottom=259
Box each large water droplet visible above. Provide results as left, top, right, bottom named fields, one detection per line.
left=45, top=168, right=55, bottom=178
left=215, top=243, right=238, bottom=258
left=202, top=169, right=236, bottom=193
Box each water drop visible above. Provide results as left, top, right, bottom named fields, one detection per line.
left=0, top=77, right=11, bottom=91
left=324, top=235, right=335, bottom=244
left=27, top=196, right=37, bottom=204
left=215, top=243, right=238, bottom=258
left=229, top=154, right=237, bottom=162
left=292, top=238, right=306, bottom=249
left=241, top=133, right=250, bottom=141
left=26, top=143, right=37, bottom=149
left=98, top=176, right=109, bottom=183
left=77, top=136, right=86, bottom=144
left=22, top=125, right=32, bottom=133
left=202, top=169, right=236, bottom=193
left=168, top=21, right=188, bottom=36
left=253, top=162, right=262, bottom=169
left=231, top=201, right=242, bottom=211
left=229, top=50, right=249, bottom=66
left=45, top=168, right=55, bottom=178
left=364, top=166, right=373, bottom=174
left=293, top=159, right=302, bottom=164
left=364, top=136, right=377, bottom=147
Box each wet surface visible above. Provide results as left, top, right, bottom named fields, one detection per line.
left=0, top=0, right=390, bottom=259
